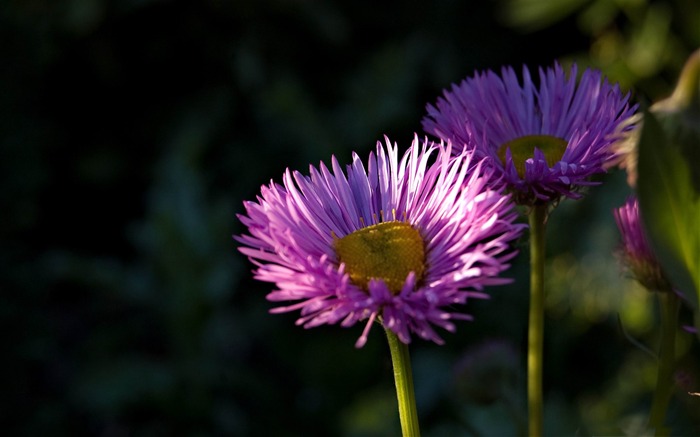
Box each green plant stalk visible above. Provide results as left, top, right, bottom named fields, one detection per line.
left=528, top=204, right=547, bottom=437
left=648, top=291, right=680, bottom=435
left=385, top=327, right=421, bottom=437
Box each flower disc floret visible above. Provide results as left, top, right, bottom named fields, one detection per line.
left=237, top=136, right=525, bottom=347
left=497, top=135, right=568, bottom=178
left=334, top=221, right=426, bottom=294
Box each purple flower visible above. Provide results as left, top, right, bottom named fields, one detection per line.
left=423, top=63, right=638, bottom=205
left=237, top=136, right=524, bottom=347
left=614, top=196, right=672, bottom=292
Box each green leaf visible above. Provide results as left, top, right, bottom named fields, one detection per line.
left=637, top=111, right=700, bottom=315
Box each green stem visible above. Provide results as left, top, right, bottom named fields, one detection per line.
left=385, top=328, right=421, bottom=437
left=648, top=292, right=680, bottom=436
left=527, top=204, right=547, bottom=437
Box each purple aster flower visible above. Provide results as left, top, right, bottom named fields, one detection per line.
left=237, top=136, right=524, bottom=347
left=614, top=196, right=672, bottom=292
left=423, top=63, right=638, bottom=206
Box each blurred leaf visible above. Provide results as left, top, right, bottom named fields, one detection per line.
left=637, top=112, right=700, bottom=313
left=500, top=0, right=588, bottom=31
left=626, top=3, right=671, bottom=77
left=578, top=0, right=619, bottom=34
left=341, top=387, right=399, bottom=437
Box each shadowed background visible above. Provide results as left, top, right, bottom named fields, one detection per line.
left=2, top=0, right=700, bottom=435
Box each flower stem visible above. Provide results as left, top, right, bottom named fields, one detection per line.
left=648, top=291, right=680, bottom=435
left=527, top=204, right=547, bottom=437
left=385, top=328, right=421, bottom=437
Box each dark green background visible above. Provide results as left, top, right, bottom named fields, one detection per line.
left=3, top=0, right=699, bottom=435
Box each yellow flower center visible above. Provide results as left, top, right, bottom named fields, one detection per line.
left=334, top=221, right=426, bottom=294
left=497, top=135, right=568, bottom=178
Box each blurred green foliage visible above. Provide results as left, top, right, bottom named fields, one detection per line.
left=638, top=111, right=700, bottom=313
left=501, top=0, right=700, bottom=97
left=2, top=0, right=699, bottom=435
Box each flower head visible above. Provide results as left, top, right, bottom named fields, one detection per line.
left=614, top=196, right=672, bottom=292
left=237, top=136, right=524, bottom=347
left=423, top=63, right=638, bottom=206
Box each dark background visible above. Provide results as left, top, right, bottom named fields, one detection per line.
left=3, top=0, right=700, bottom=435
